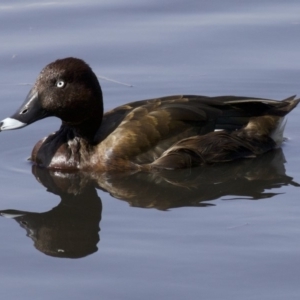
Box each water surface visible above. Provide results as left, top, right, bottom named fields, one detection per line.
left=0, top=1, right=300, bottom=299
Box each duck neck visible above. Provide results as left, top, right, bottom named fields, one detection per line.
left=63, top=115, right=102, bottom=144
left=61, top=86, right=104, bottom=143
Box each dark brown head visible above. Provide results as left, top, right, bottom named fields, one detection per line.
left=0, top=58, right=103, bottom=137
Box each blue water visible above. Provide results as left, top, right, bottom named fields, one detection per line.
left=0, top=1, right=300, bottom=299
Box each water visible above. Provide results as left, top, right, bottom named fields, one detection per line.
left=0, top=1, right=300, bottom=299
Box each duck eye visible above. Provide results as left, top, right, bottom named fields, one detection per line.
left=56, top=80, right=65, bottom=88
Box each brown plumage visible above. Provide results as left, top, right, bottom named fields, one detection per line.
left=0, top=58, right=298, bottom=172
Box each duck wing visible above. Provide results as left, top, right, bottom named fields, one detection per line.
left=97, top=95, right=222, bottom=163
left=96, top=95, right=212, bottom=141
left=97, top=95, right=299, bottom=165
left=148, top=96, right=300, bottom=169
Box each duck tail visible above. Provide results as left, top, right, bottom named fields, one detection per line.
left=270, top=117, right=287, bottom=146
left=247, top=96, right=300, bottom=146
left=271, top=95, right=300, bottom=116
left=269, top=96, right=300, bottom=145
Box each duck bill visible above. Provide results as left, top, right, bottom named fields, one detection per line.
left=0, top=88, right=49, bottom=131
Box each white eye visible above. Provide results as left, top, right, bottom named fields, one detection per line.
left=56, top=80, right=65, bottom=88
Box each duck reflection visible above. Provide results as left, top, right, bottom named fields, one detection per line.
left=0, top=173, right=102, bottom=259
left=0, top=149, right=298, bottom=258
left=94, top=148, right=299, bottom=209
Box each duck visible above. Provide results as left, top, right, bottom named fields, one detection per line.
left=0, top=57, right=299, bottom=172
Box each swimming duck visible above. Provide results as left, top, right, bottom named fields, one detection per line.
left=0, top=57, right=298, bottom=171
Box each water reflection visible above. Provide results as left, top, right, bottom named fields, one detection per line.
left=0, top=149, right=298, bottom=258
left=1, top=174, right=102, bottom=259
left=94, top=149, right=299, bottom=209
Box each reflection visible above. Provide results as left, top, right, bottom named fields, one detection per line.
left=0, top=173, right=102, bottom=259
left=94, top=149, right=299, bottom=209
left=0, top=148, right=298, bottom=258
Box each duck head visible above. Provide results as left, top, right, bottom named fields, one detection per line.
left=0, top=57, right=104, bottom=138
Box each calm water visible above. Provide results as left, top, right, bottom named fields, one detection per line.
left=1, top=1, right=300, bottom=299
